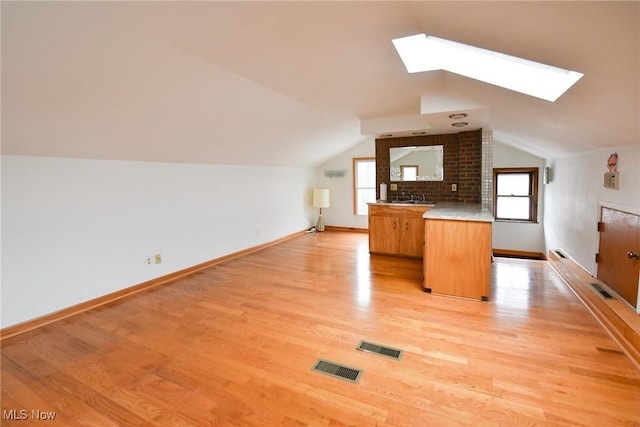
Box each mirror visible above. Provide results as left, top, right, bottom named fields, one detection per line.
left=390, top=145, right=443, bottom=181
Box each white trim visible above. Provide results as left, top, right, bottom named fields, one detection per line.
left=598, top=200, right=640, bottom=216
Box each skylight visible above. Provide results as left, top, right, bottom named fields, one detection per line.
left=392, top=34, right=583, bottom=102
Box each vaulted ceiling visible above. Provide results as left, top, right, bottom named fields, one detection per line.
left=2, top=1, right=638, bottom=167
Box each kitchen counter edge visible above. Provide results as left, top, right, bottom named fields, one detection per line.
left=422, top=203, right=494, bottom=222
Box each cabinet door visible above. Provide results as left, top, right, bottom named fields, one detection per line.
left=399, top=217, right=425, bottom=257
left=369, top=216, right=399, bottom=254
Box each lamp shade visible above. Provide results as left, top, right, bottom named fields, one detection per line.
left=312, top=188, right=330, bottom=208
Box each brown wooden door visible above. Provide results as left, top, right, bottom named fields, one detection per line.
left=597, top=207, right=640, bottom=308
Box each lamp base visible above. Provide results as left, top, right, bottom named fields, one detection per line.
left=316, top=214, right=325, bottom=232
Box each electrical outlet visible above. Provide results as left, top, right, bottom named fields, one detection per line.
left=452, top=184, right=457, bottom=192
left=146, top=257, right=152, bottom=265
left=390, top=183, right=398, bottom=191
left=154, top=254, right=162, bottom=264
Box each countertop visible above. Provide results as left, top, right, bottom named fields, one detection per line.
left=368, top=201, right=436, bottom=208
left=422, top=203, right=494, bottom=222
left=368, top=201, right=494, bottom=222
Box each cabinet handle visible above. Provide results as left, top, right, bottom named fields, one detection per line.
left=393, top=222, right=397, bottom=229
left=627, top=251, right=640, bottom=260
left=405, top=222, right=409, bottom=230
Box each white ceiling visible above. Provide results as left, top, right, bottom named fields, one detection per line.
left=2, top=1, right=638, bottom=167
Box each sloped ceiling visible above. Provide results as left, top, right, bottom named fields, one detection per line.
left=2, top=1, right=638, bottom=167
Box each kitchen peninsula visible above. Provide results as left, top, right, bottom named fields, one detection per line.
left=368, top=202, right=494, bottom=301
left=371, top=129, right=494, bottom=300
left=423, top=203, right=494, bottom=300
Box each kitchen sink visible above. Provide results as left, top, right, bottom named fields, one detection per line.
left=389, top=200, right=435, bottom=205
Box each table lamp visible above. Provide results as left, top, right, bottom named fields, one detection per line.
left=312, top=188, right=330, bottom=232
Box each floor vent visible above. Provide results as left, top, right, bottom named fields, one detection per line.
left=596, top=346, right=624, bottom=355
left=356, top=341, right=403, bottom=360
left=312, top=359, right=362, bottom=383
left=554, top=250, right=567, bottom=259
left=591, top=283, right=614, bottom=300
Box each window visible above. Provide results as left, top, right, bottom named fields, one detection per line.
left=392, top=34, right=583, bottom=102
left=493, top=167, right=538, bottom=222
left=400, top=165, right=418, bottom=181
left=353, top=157, right=376, bottom=215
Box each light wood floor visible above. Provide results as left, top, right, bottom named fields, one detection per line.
left=2, top=231, right=639, bottom=426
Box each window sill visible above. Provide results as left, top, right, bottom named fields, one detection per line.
left=494, top=219, right=539, bottom=224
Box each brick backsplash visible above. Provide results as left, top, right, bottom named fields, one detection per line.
left=375, top=130, right=482, bottom=203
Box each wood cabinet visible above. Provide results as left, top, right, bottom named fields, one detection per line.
left=368, top=204, right=430, bottom=258
left=424, top=217, right=492, bottom=300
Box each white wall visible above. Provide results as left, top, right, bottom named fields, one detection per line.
left=316, top=138, right=375, bottom=229
left=544, top=144, right=640, bottom=275
left=1, top=155, right=316, bottom=328
left=492, top=141, right=546, bottom=254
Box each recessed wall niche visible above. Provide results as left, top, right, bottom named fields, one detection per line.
left=375, top=130, right=483, bottom=203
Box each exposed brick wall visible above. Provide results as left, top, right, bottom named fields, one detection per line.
left=456, top=131, right=482, bottom=203
left=375, top=130, right=482, bottom=203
